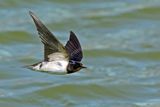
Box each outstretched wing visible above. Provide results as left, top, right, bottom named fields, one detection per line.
left=65, top=31, right=83, bottom=62
left=29, top=11, right=68, bottom=61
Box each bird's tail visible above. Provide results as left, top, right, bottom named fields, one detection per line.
left=23, top=64, right=34, bottom=70
left=23, top=62, right=41, bottom=70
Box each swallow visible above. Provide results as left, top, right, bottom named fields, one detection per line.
left=27, top=11, right=86, bottom=74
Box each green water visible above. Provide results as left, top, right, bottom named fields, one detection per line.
left=1, top=0, right=160, bottom=107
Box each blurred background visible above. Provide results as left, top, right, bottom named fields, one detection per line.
left=0, top=0, right=160, bottom=107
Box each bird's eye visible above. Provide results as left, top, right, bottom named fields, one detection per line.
left=73, top=63, right=80, bottom=69
left=73, top=65, right=78, bottom=69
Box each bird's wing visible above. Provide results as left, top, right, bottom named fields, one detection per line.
left=29, top=11, right=69, bottom=61
left=65, top=31, right=83, bottom=62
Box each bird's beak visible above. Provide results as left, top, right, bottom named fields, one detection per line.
left=82, top=66, right=87, bottom=69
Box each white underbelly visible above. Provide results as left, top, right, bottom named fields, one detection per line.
left=33, top=60, right=68, bottom=74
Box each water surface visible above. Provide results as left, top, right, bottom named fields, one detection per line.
left=0, top=0, right=160, bottom=107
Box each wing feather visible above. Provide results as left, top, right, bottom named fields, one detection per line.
left=65, top=31, right=83, bottom=62
left=29, top=11, right=68, bottom=61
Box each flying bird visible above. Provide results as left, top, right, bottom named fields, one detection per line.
left=27, top=11, right=86, bottom=74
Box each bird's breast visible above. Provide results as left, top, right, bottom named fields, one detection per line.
left=34, top=60, right=69, bottom=74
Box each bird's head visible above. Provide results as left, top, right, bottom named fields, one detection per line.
left=67, top=61, right=87, bottom=74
